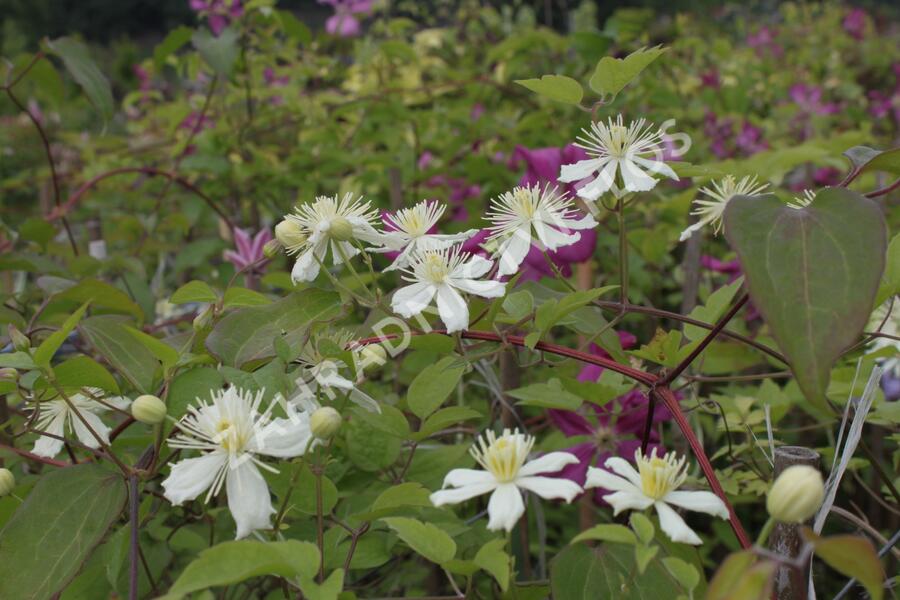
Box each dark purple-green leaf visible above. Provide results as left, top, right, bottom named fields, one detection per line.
left=723, top=187, right=887, bottom=412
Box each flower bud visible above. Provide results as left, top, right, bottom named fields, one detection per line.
left=193, top=305, right=215, bottom=332
left=131, top=394, right=167, bottom=425
left=0, top=367, right=17, bottom=382
left=326, top=216, right=354, bottom=242
left=8, top=325, right=29, bottom=352
left=310, top=406, right=342, bottom=439
left=275, top=219, right=306, bottom=249
left=766, top=465, right=825, bottom=523
left=359, top=344, right=387, bottom=372
left=263, top=239, right=281, bottom=259
left=0, top=468, right=15, bottom=497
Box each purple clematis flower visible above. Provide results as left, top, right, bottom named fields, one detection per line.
left=546, top=334, right=672, bottom=503
left=190, top=0, right=243, bottom=36
left=224, top=228, right=272, bottom=273
left=319, top=0, right=373, bottom=37
left=790, top=84, right=839, bottom=116
left=842, top=8, right=868, bottom=40
left=746, top=26, right=783, bottom=58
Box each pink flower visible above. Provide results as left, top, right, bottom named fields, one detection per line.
left=224, top=228, right=272, bottom=272
left=746, top=26, right=783, bottom=58
left=699, top=69, right=720, bottom=90
left=789, top=84, right=839, bottom=116
left=190, top=0, right=243, bottom=36
left=842, top=8, right=867, bottom=40
left=320, top=0, right=373, bottom=37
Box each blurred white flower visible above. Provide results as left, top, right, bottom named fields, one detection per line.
left=585, top=449, right=729, bottom=545
left=430, top=429, right=582, bottom=531
left=162, top=387, right=312, bottom=539
left=559, top=115, right=679, bottom=201
left=282, top=193, right=385, bottom=283
left=291, top=332, right=381, bottom=413
left=679, top=175, right=768, bottom=241
left=486, top=185, right=597, bottom=276
left=391, top=246, right=505, bottom=333
left=375, top=200, right=478, bottom=271
left=788, top=189, right=816, bottom=209
left=31, top=389, right=129, bottom=458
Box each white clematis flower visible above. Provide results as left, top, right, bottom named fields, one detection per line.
left=391, top=246, right=505, bottom=333
left=375, top=200, right=478, bottom=271
left=559, top=115, right=679, bottom=201
left=31, top=389, right=129, bottom=458
left=290, top=332, right=381, bottom=413
left=282, top=193, right=385, bottom=283
left=679, top=175, right=768, bottom=241
left=585, top=449, right=729, bottom=545
left=162, top=387, right=312, bottom=539
left=486, top=185, right=598, bottom=277
left=430, top=429, right=582, bottom=532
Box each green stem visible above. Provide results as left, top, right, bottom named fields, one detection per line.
left=334, top=242, right=374, bottom=302
left=540, top=249, right=577, bottom=292
left=616, top=197, right=628, bottom=305
left=756, top=516, right=776, bottom=547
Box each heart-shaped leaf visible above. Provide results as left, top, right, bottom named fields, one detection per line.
left=723, top=187, right=887, bottom=411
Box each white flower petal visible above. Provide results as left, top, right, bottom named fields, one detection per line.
left=457, top=253, right=495, bottom=280
left=533, top=222, right=580, bottom=252
left=431, top=481, right=498, bottom=506
left=678, top=221, right=705, bottom=242
left=603, top=490, right=655, bottom=515
left=226, top=459, right=275, bottom=539
left=516, top=476, right=582, bottom=502
left=451, top=278, right=506, bottom=298
left=291, top=242, right=324, bottom=283
left=559, top=213, right=598, bottom=230
left=663, top=490, right=729, bottom=519
left=331, top=241, right=361, bottom=266
left=255, top=416, right=312, bottom=458
left=655, top=501, right=703, bottom=545
left=349, top=388, right=382, bottom=413
left=442, top=468, right=496, bottom=489
left=486, top=483, right=525, bottom=532
left=69, top=408, right=111, bottom=449
left=162, top=452, right=228, bottom=505
left=559, top=158, right=604, bottom=183
left=32, top=409, right=67, bottom=458
left=584, top=467, right=642, bottom=494
left=391, top=282, right=436, bottom=318
left=577, top=159, right=618, bottom=200
left=603, top=456, right=643, bottom=489
left=518, top=452, right=580, bottom=477
left=631, top=155, right=679, bottom=180
left=619, top=158, right=658, bottom=192
left=436, top=284, right=469, bottom=333
left=496, top=226, right=532, bottom=276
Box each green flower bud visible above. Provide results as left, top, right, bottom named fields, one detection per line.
left=0, top=367, right=17, bottom=382
left=310, top=406, right=342, bottom=439
left=326, top=216, right=354, bottom=242
left=359, top=344, right=387, bottom=372
left=131, top=394, right=168, bottom=425
left=8, top=325, right=30, bottom=352
left=193, top=305, right=215, bottom=332
left=275, top=219, right=306, bottom=249
left=263, top=239, right=281, bottom=259
left=766, top=465, right=825, bottom=523
left=0, top=468, right=15, bottom=497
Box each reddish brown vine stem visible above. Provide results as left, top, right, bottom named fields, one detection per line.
left=354, top=329, right=752, bottom=549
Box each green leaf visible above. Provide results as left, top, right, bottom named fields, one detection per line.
left=166, top=367, right=224, bottom=423
left=346, top=417, right=401, bottom=472
left=723, top=188, right=887, bottom=410
left=474, top=538, right=510, bottom=592
left=571, top=524, right=637, bottom=546
left=350, top=404, right=410, bottom=439
left=406, top=356, right=466, bottom=418
left=507, top=378, right=582, bottom=410
left=382, top=517, right=456, bottom=564
left=588, top=46, right=664, bottom=98
left=290, top=465, right=338, bottom=516
left=223, top=287, right=271, bottom=308
left=706, top=551, right=775, bottom=600
left=875, top=232, right=900, bottom=306
left=33, top=302, right=89, bottom=368
left=515, top=75, right=584, bottom=105
left=371, top=482, right=432, bottom=512
left=278, top=10, right=312, bottom=44
left=0, top=351, right=36, bottom=369
left=123, top=326, right=179, bottom=370
left=47, top=355, right=119, bottom=393
left=843, top=145, right=900, bottom=177
left=529, top=287, right=618, bottom=348
left=683, top=277, right=744, bottom=342
left=662, top=557, right=699, bottom=592
left=55, top=279, right=143, bottom=321
left=206, top=289, right=343, bottom=368
left=299, top=568, right=344, bottom=600
left=170, top=280, right=218, bottom=304
left=634, top=544, right=658, bottom=574
left=0, top=464, right=126, bottom=600
left=630, top=513, right=655, bottom=545
left=79, top=316, right=159, bottom=392
left=44, top=37, right=114, bottom=124
left=805, top=530, right=884, bottom=600
left=550, top=542, right=673, bottom=600
left=413, top=406, right=482, bottom=441
left=164, top=540, right=319, bottom=598
left=192, top=27, right=239, bottom=76
left=154, top=25, right=193, bottom=67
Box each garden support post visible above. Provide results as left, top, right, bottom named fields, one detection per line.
left=769, top=446, right=820, bottom=600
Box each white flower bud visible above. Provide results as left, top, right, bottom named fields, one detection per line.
left=326, top=216, right=354, bottom=242
left=766, top=465, right=825, bottom=523
left=310, top=406, right=342, bottom=439
left=131, top=394, right=167, bottom=425
left=0, top=468, right=15, bottom=497
left=359, top=344, right=387, bottom=372
left=275, top=219, right=306, bottom=249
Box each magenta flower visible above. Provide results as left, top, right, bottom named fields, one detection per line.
left=190, top=0, right=243, bottom=36
left=699, top=69, right=720, bottom=90
left=842, top=8, right=867, bottom=40
left=735, top=121, right=769, bottom=155
left=224, top=228, right=272, bottom=272
left=546, top=334, right=672, bottom=503
left=179, top=111, right=215, bottom=134
left=746, top=26, right=783, bottom=58
left=319, top=0, right=373, bottom=37
left=789, top=84, right=839, bottom=116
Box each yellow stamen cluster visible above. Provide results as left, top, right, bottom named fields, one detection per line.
left=471, top=429, right=534, bottom=483
left=636, top=448, right=687, bottom=500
